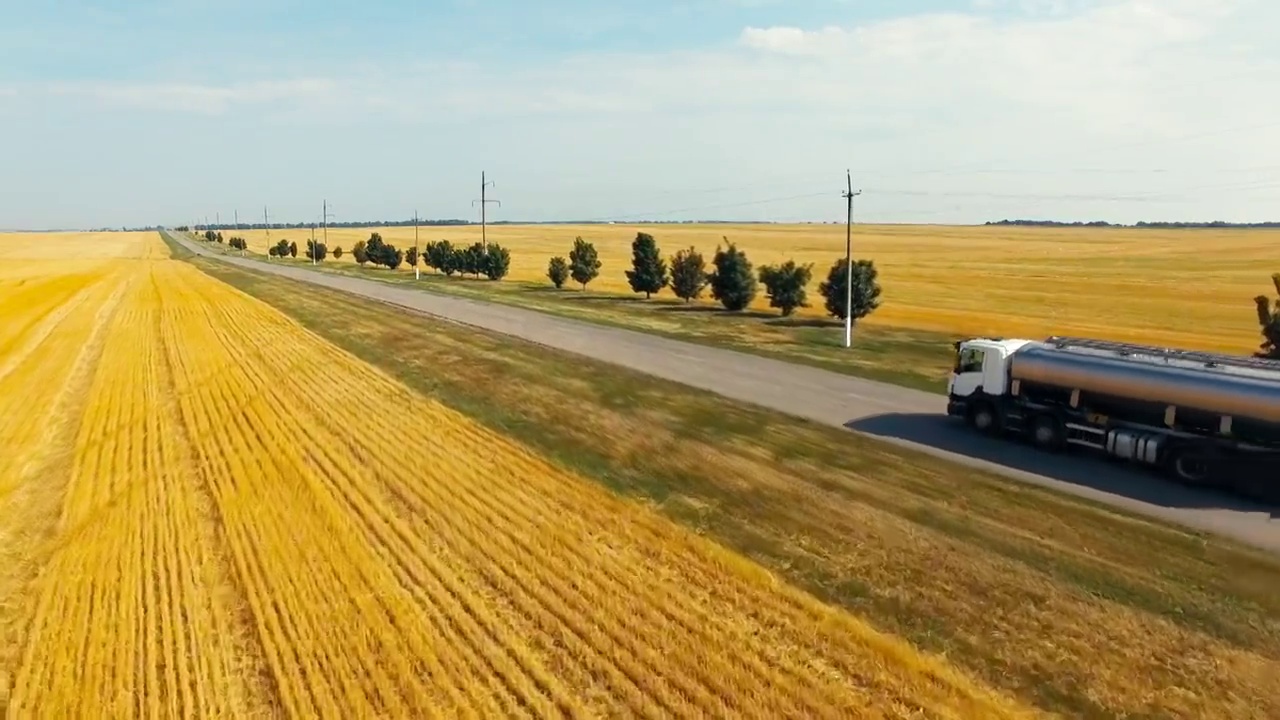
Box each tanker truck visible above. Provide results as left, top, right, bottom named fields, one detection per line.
left=945, top=335, right=1280, bottom=503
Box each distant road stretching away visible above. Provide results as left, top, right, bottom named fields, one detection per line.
left=168, top=231, right=1280, bottom=554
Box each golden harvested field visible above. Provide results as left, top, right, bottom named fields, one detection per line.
left=228, top=223, right=1278, bottom=353
left=0, top=230, right=1038, bottom=718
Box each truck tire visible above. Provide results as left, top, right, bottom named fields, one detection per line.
left=1165, top=446, right=1213, bottom=487
left=968, top=401, right=998, bottom=435
left=1029, top=414, right=1065, bottom=452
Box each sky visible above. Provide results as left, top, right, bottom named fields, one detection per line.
left=1, top=0, right=1278, bottom=229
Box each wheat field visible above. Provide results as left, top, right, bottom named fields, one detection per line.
left=224, top=223, right=1278, bottom=354
left=0, top=230, right=1039, bottom=718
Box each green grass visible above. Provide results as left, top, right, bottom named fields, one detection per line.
left=177, top=234, right=955, bottom=393
left=185, top=247, right=1280, bottom=720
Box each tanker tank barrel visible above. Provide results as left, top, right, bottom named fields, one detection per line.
left=1010, top=340, right=1280, bottom=426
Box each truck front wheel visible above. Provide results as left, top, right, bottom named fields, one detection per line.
left=968, top=401, right=998, bottom=435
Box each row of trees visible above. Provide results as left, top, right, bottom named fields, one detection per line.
left=197, top=229, right=248, bottom=250
left=414, top=239, right=511, bottom=280
left=193, top=228, right=513, bottom=280
left=546, top=233, right=883, bottom=322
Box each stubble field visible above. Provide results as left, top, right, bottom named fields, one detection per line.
left=223, top=222, right=1278, bottom=354
left=0, top=231, right=1037, bottom=718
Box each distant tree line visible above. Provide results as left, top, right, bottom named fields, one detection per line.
left=987, top=219, right=1280, bottom=229
left=176, top=219, right=793, bottom=233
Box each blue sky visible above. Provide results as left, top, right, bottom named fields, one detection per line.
left=1, top=0, right=1277, bottom=229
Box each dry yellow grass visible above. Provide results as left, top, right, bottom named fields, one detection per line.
left=202, top=249, right=1280, bottom=720
left=228, top=222, right=1278, bottom=353
left=0, top=231, right=1039, bottom=717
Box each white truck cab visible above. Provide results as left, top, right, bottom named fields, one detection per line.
left=947, top=338, right=1034, bottom=399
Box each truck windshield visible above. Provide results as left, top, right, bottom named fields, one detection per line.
left=955, top=347, right=985, bottom=374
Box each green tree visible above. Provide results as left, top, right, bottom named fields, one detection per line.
left=1255, top=273, right=1280, bottom=359
left=708, top=241, right=757, bottom=312
left=305, top=239, right=327, bottom=261
left=568, top=237, right=601, bottom=290
left=268, top=245, right=279, bottom=257
left=462, top=242, right=486, bottom=277
left=332, top=246, right=344, bottom=260
left=405, top=245, right=419, bottom=268
left=352, top=239, right=369, bottom=266
left=215, top=231, right=224, bottom=243
left=204, top=230, right=216, bottom=242
left=422, top=241, right=439, bottom=272
left=429, top=240, right=457, bottom=276
left=818, top=258, right=882, bottom=325
left=483, top=243, right=511, bottom=280
left=288, top=241, right=298, bottom=258
left=274, top=239, right=291, bottom=258
left=547, top=256, right=570, bottom=288
left=758, top=260, right=814, bottom=317
left=385, top=247, right=404, bottom=270
left=669, top=246, right=708, bottom=303
left=371, top=239, right=400, bottom=268
left=443, top=242, right=462, bottom=276
left=625, top=232, right=668, bottom=299
left=364, top=232, right=402, bottom=267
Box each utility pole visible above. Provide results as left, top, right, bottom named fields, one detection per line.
left=471, top=171, right=500, bottom=250
left=414, top=209, right=420, bottom=280
left=842, top=170, right=862, bottom=349
left=322, top=199, right=335, bottom=257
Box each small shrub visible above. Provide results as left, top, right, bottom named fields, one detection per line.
left=547, top=256, right=569, bottom=288
left=758, top=260, right=814, bottom=317
left=669, top=246, right=708, bottom=303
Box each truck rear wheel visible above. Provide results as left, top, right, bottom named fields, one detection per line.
left=1166, top=447, right=1213, bottom=487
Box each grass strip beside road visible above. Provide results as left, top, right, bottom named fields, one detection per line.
left=190, top=238, right=955, bottom=393
left=185, top=246, right=1280, bottom=720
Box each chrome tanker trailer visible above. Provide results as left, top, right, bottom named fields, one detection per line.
left=946, top=335, right=1280, bottom=503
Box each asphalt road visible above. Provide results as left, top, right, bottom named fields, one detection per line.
left=169, top=232, right=1280, bottom=554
